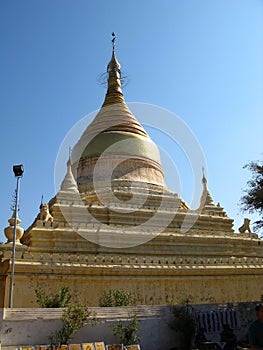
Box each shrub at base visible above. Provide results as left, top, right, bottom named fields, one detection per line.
left=112, top=314, right=140, bottom=346
left=49, top=304, right=98, bottom=345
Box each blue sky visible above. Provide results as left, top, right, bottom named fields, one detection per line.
left=0, top=0, right=262, bottom=242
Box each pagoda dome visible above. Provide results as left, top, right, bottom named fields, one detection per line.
left=72, top=37, right=164, bottom=192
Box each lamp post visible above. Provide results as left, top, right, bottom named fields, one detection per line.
left=8, top=164, right=24, bottom=308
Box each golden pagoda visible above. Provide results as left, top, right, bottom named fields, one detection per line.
left=0, top=36, right=262, bottom=307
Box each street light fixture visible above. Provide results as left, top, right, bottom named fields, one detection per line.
left=13, top=165, right=24, bottom=177
left=8, top=164, right=24, bottom=308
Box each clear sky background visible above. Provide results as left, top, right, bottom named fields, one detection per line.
left=0, top=0, right=262, bottom=243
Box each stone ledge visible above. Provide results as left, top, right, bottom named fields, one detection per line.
left=3, top=305, right=168, bottom=321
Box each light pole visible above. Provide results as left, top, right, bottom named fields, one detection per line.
left=8, top=164, right=24, bottom=308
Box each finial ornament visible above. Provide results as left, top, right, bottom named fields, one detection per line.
left=67, top=146, right=72, bottom=167
left=40, top=194, right=44, bottom=207
left=112, top=32, right=116, bottom=51
left=4, top=210, right=24, bottom=244
left=202, top=166, right=207, bottom=185
left=102, top=32, right=124, bottom=106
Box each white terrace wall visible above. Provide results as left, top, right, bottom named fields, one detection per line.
left=0, top=302, right=259, bottom=350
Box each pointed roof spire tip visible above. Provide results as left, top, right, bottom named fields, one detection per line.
left=107, top=32, right=121, bottom=74
left=67, top=147, right=72, bottom=167
left=202, top=166, right=207, bottom=184
left=39, top=194, right=43, bottom=208
left=111, top=32, right=116, bottom=51
left=101, top=32, right=124, bottom=106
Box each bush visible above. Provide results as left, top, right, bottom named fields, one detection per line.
left=49, top=303, right=97, bottom=345
left=112, top=314, right=140, bottom=345
left=35, top=285, right=72, bottom=308
left=99, top=289, right=131, bottom=307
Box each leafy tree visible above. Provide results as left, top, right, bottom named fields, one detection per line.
left=112, top=314, right=140, bottom=345
left=99, top=289, right=131, bottom=307
left=240, top=161, right=263, bottom=231
left=49, top=303, right=97, bottom=345
left=35, top=285, right=72, bottom=308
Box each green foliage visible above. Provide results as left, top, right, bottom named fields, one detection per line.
left=49, top=303, right=97, bottom=345
left=99, top=289, right=131, bottom=307
left=176, top=296, right=192, bottom=305
left=35, top=285, right=72, bottom=308
left=112, top=314, right=140, bottom=346
left=169, top=304, right=196, bottom=350
left=240, top=161, right=263, bottom=231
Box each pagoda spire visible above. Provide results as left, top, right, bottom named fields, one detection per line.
left=71, top=34, right=165, bottom=191
left=59, top=150, right=78, bottom=194
left=102, top=32, right=125, bottom=107
left=198, top=168, right=229, bottom=218
left=199, top=168, right=215, bottom=208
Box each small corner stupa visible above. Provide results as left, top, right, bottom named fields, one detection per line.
left=0, top=34, right=262, bottom=307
